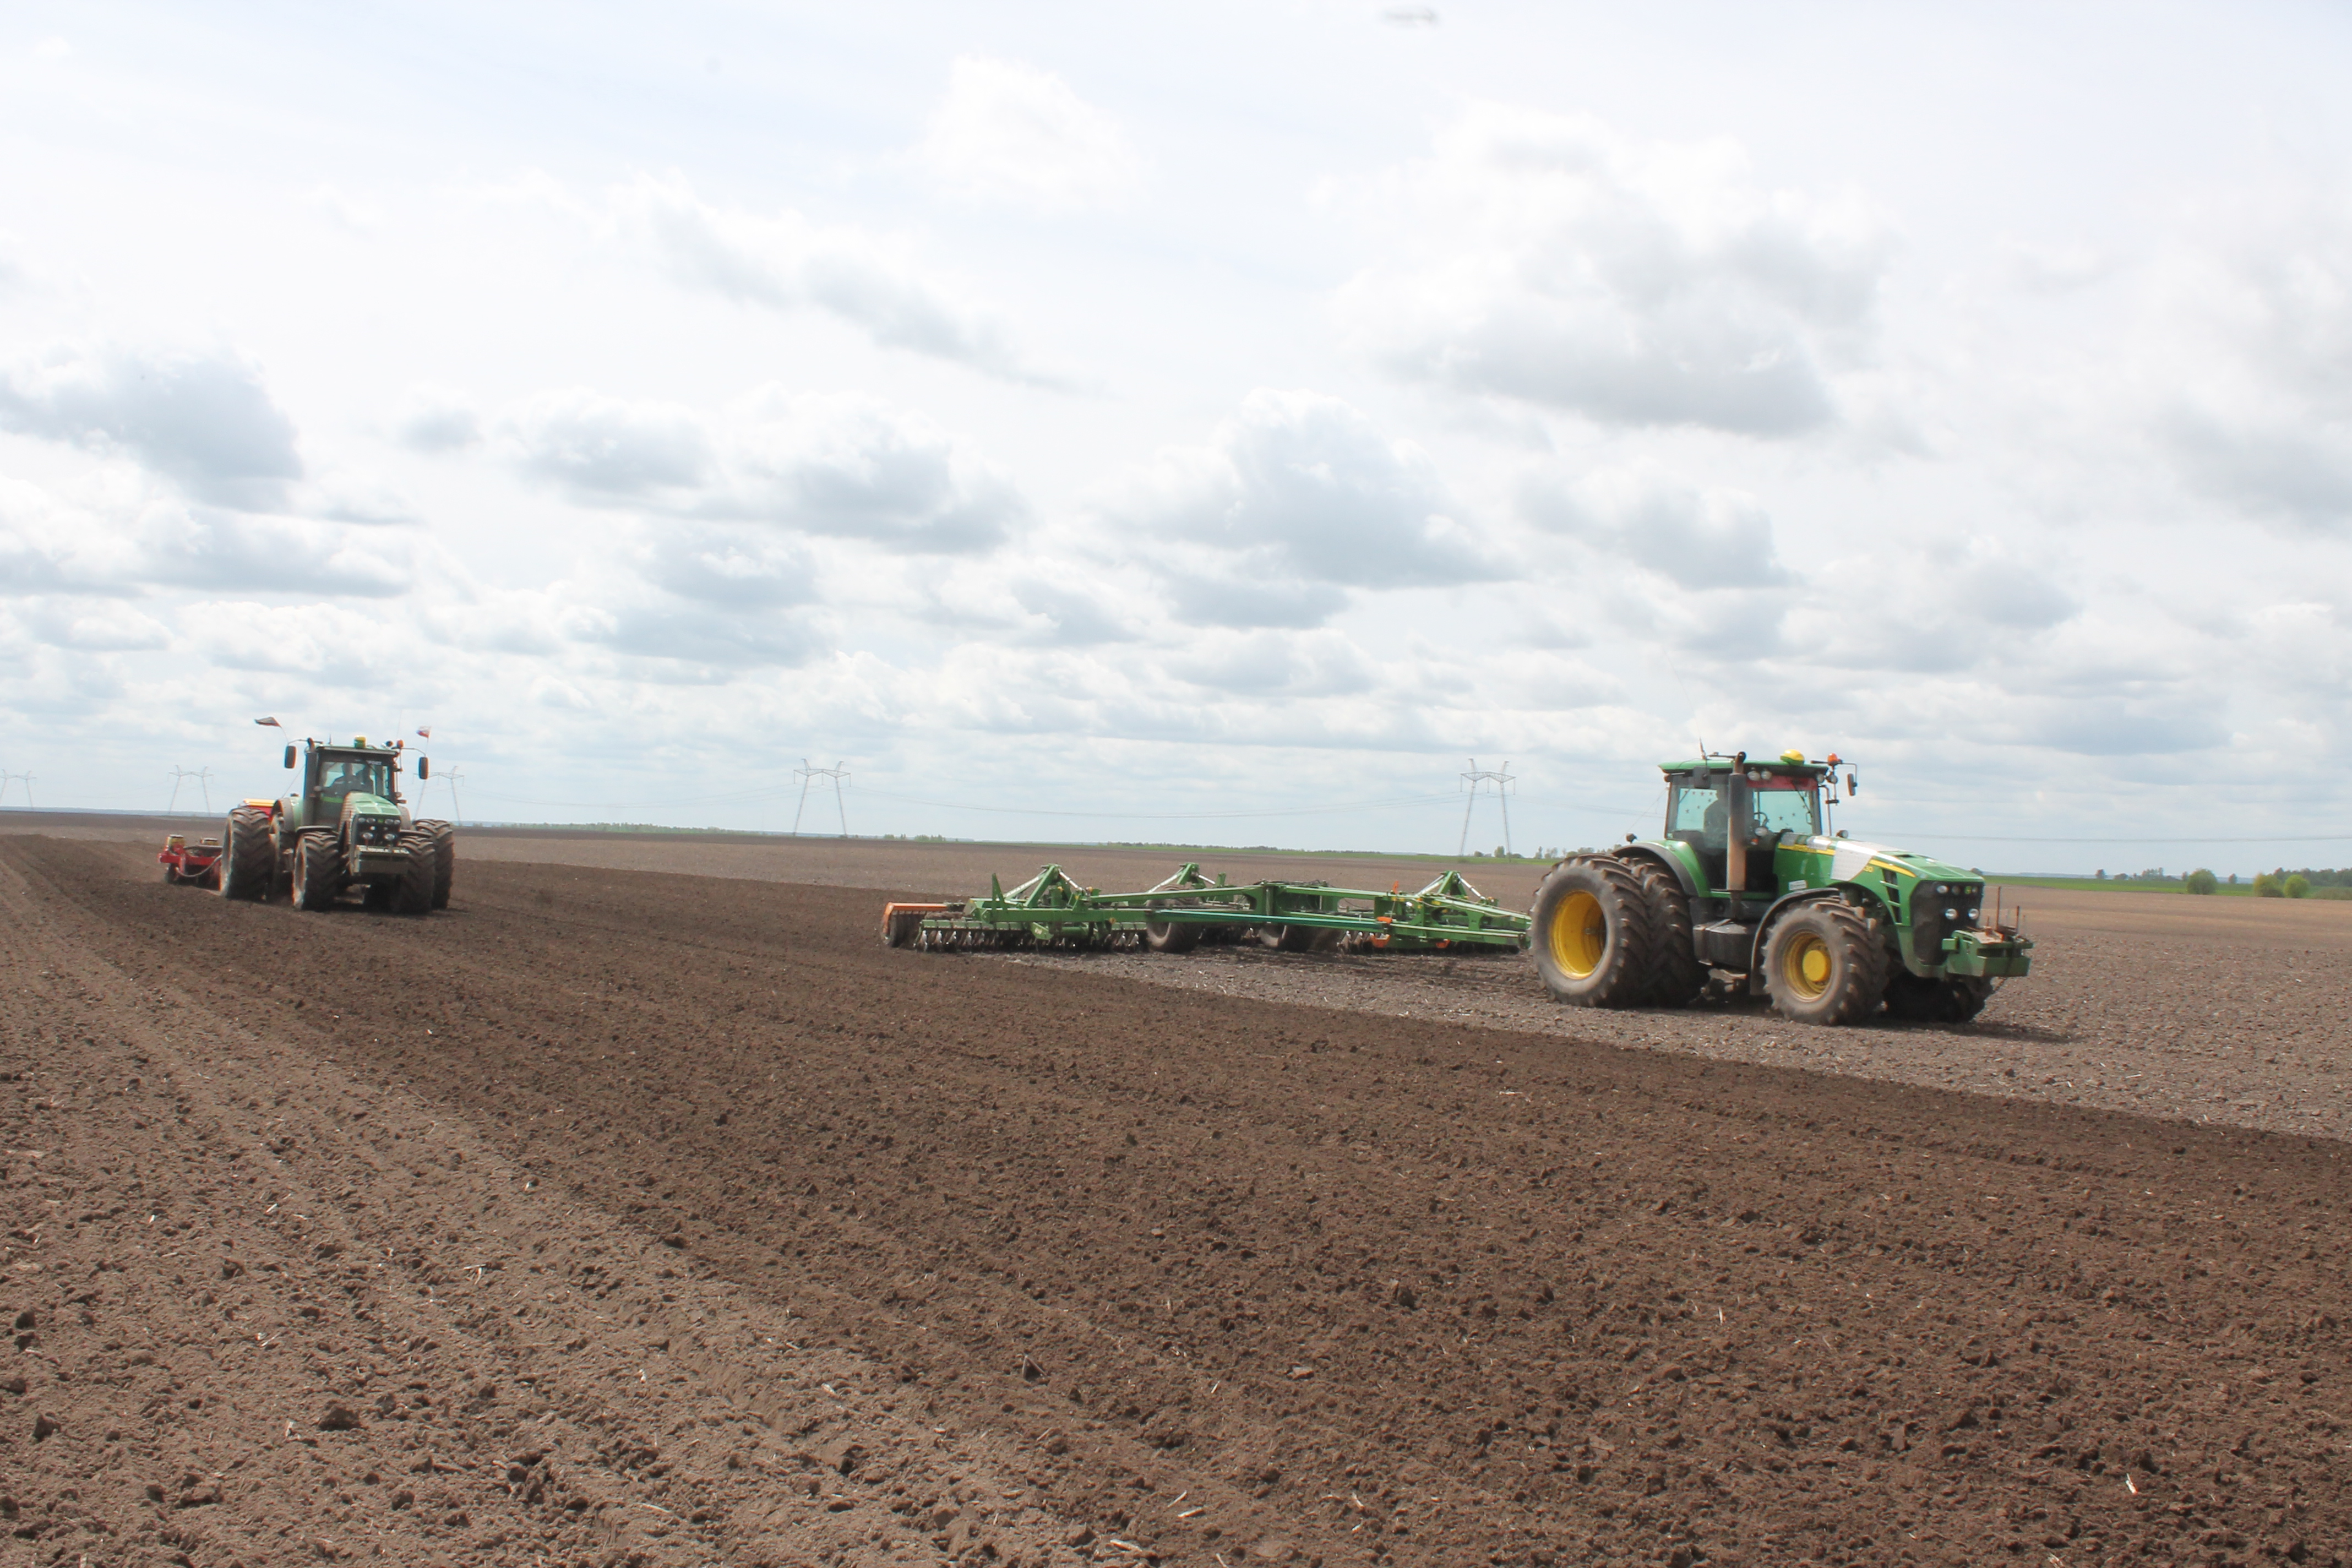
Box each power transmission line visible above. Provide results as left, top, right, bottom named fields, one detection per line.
left=792, top=760, right=850, bottom=838
left=439, top=770, right=466, bottom=826
left=167, top=766, right=215, bottom=816
left=1458, top=758, right=1514, bottom=859
left=0, top=771, right=33, bottom=809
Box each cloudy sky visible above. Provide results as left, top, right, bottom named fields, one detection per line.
left=3, top=1, right=2349, bottom=870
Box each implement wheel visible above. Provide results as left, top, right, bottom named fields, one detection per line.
left=1761, top=901, right=1889, bottom=1025
left=1144, top=913, right=1202, bottom=954
left=1528, top=856, right=1657, bottom=1008
left=217, top=807, right=276, bottom=902
left=1885, top=971, right=1994, bottom=1024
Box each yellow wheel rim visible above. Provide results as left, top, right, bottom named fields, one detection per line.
left=1549, top=890, right=1607, bottom=978
left=1783, top=931, right=1833, bottom=1000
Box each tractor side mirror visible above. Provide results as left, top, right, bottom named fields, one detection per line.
left=1846, top=771, right=1858, bottom=794
left=283, top=744, right=296, bottom=769
left=418, top=757, right=430, bottom=780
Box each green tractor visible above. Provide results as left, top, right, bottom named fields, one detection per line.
left=216, top=736, right=454, bottom=913
left=1528, top=751, right=2031, bottom=1024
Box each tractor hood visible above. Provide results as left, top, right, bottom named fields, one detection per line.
left=341, top=793, right=401, bottom=819
left=1802, top=836, right=1977, bottom=885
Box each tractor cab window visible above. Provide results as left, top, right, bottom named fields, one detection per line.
left=317, top=757, right=393, bottom=804
left=1749, top=775, right=1820, bottom=840
left=1667, top=776, right=1727, bottom=848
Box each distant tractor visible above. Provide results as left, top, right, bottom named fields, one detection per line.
left=1528, top=751, right=2032, bottom=1024
left=216, top=736, right=454, bottom=913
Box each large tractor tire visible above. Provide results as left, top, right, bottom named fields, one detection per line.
left=217, top=807, right=276, bottom=902
left=291, top=835, right=340, bottom=912
left=1144, top=912, right=1202, bottom=954
left=421, top=820, right=456, bottom=909
left=1619, top=853, right=1706, bottom=1006
left=1761, top=900, right=1890, bottom=1025
left=390, top=828, right=438, bottom=915
left=1884, top=971, right=1995, bottom=1024
left=1528, top=855, right=1658, bottom=1008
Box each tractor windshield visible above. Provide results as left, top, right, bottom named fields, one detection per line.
left=1667, top=770, right=1819, bottom=846
left=1749, top=775, right=1820, bottom=839
left=318, top=756, right=394, bottom=805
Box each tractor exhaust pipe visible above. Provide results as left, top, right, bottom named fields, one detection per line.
left=1725, top=753, right=1748, bottom=894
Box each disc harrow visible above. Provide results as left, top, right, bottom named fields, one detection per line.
left=883, top=862, right=1529, bottom=954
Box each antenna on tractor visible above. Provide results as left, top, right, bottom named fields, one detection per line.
left=167, top=766, right=215, bottom=816
left=0, top=771, right=34, bottom=809
left=793, top=760, right=851, bottom=838
left=1458, top=758, right=1515, bottom=861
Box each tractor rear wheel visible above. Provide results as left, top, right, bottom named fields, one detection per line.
left=1528, top=856, right=1658, bottom=1008
left=1884, top=971, right=1995, bottom=1024
left=1620, top=854, right=1706, bottom=1007
left=390, top=828, right=437, bottom=914
left=1145, top=913, right=1202, bottom=954
left=217, top=807, right=276, bottom=902
left=1761, top=900, right=1890, bottom=1025
left=291, top=835, right=340, bottom=911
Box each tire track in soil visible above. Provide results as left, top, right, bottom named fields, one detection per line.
left=0, top=840, right=1094, bottom=1568
left=10, top=835, right=2352, bottom=1568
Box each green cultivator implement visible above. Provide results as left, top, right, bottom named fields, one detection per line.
left=883, top=863, right=1528, bottom=954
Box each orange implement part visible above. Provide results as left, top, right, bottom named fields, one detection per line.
left=879, top=902, right=950, bottom=941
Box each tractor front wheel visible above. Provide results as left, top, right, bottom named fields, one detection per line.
left=217, top=807, right=276, bottom=902
left=417, top=819, right=456, bottom=909
left=291, top=836, right=340, bottom=911
left=390, top=829, right=438, bottom=914
left=1761, top=901, right=1890, bottom=1025
left=1528, top=856, right=1658, bottom=1008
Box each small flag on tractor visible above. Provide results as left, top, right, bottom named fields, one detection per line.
left=416, top=726, right=431, bottom=739
left=254, top=716, right=282, bottom=727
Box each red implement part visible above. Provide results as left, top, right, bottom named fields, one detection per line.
left=159, top=834, right=226, bottom=889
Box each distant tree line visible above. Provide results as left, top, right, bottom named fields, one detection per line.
left=2177, top=865, right=2352, bottom=898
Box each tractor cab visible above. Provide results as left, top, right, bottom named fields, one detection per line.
left=281, top=736, right=411, bottom=831
left=1660, top=753, right=1831, bottom=897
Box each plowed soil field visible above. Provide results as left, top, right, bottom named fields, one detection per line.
left=6, top=829, right=2352, bottom=1568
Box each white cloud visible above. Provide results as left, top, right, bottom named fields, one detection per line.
left=1335, top=105, right=1894, bottom=436
left=633, top=524, right=815, bottom=611
left=393, top=385, right=484, bottom=453
left=0, top=474, right=412, bottom=600
left=497, top=386, right=1025, bottom=554
left=621, top=174, right=1043, bottom=384
left=0, top=343, right=303, bottom=509
left=1521, top=464, right=1790, bottom=589
left=10, top=596, right=171, bottom=651
left=188, top=601, right=415, bottom=687
left=1104, top=389, right=1499, bottom=626
left=503, top=388, right=713, bottom=500
left=2140, top=193, right=2352, bottom=535
left=917, top=57, right=1141, bottom=212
